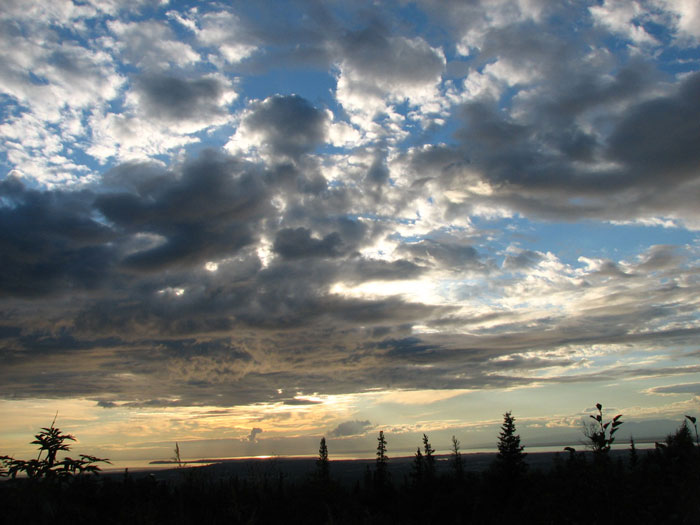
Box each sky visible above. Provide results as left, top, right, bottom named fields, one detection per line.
left=1, top=0, right=700, bottom=465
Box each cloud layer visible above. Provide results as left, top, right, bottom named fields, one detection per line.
left=1, top=0, right=699, bottom=456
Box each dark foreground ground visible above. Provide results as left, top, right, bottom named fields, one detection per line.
left=3, top=446, right=699, bottom=524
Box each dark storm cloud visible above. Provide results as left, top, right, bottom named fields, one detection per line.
left=96, top=150, right=269, bottom=271
left=3, top=300, right=698, bottom=406
left=408, top=145, right=470, bottom=182
left=68, top=244, right=438, bottom=338
left=0, top=176, right=115, bottom=296
left=376, top=337, right=437, bottom=359
left=3, top=0, right=700, bottom=429
left=134, top=74, right=228, bottom=121
left=3, top=145, right=695, bottom=405
left=273, top=227, right=346, bottom=259
left=243, top=94, right=328, bottom=158
left=606, top=71, right=700, bottom=182
left=446, top=70, right=700, bottom=221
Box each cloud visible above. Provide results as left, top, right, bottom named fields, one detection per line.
left=647, top=383, right=700, bottom=396
left=107, top=19, right=200, bottom=69
left=398, top=238, right=484, bottom=271
left=503, top=250, right=544, bottom=271
left=196, top=10, right=257, bottom=64
left=427, top=67, right=700, bottom=226
left=247, top=427, right=263, bottom=443
left=1, top=0, right=700, bottom=449
left=0, top=176, right=116, bottom=296
left=330, top=420, right=372, bottom=437
left=634, top=245, right=686, bottom=271
left=133, top=73, right=236, bottom=122
left=335, top=23, right=445, bottom=131
left=589, top=0, right=658, bottom=45
left=606, top=71, right=700, bottom=184
left=227, top=94, right=328, bottom=159
left=95, top=150, right=270, bottom=271
left=273, top=228, right=346, bottom=260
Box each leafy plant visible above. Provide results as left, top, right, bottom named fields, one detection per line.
left=0, top=417, right=110, bottom=480
left=584, top=403, right=623, bottom=454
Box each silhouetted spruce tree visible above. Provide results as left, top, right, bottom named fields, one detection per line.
left=450, top=435, right=464, bottom=479
left=685, top=415, right=699, bottom=446
left=422, top=434, right=435, bottom=479
left=375, top=430, right=389, bottom=487
left=495, top=411, right=527, bottom=476
left=412, top=447, right=424, bottom=484
left=665, top=420, right=695, bottom=454
left=629, top=436, right=638, bottom=469
left=317, top=437, right=329, bottom=482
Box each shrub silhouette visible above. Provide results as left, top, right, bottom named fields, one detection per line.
left=583, top=402, right=622, bottom=455
left=0, top=417, right=109, bottom=480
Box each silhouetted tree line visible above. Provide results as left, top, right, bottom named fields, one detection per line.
left=3, top=405, right=700, bottom=524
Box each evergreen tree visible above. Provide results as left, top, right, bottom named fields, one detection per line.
left=685, top=415, right=699, bottom=446
left=666, top=421, right=695, bottom=452
left=450, top=435, right=464, bottom=479
left=412, top=446, right=424, bottom=484
left=495, top=411, right=527, bottom=476
left=375, top=430, right=389, bottom=487
left=629, top=436, right=638, bottom=469
left=317, top=437, right=329, bottom=481
left=422, top=433, right=435, bottom=478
